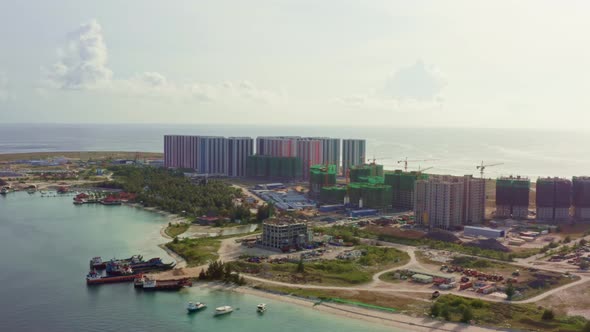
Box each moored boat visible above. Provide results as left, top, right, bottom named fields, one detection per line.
left=129, top=257, right=175, bottom=272
left=257, top=303, right=267, bottom=313
left=187, top=302, right=206, bottom=312
left=89, top=256, right=106, bottom=269
left=0, top=187, right=8, bottom=195
left=215, top=306, right=233, bottom=316
left=135, top=276, right=192, bottom=291
left=86, top=270, right=139, bottom=285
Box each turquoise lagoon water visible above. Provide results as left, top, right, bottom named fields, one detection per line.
left=0, top=192, right=397, bottom=332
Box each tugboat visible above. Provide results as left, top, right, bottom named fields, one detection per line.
left=214, top=306, right=233, bottom=316
left=187, top=302, right=207, bottom=313
left=257, top=303, right=267, bottom=313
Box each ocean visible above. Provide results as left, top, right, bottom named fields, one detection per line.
left=1, top=123, right=590, bottom=179
left=0, top=192, right=395, bottom=332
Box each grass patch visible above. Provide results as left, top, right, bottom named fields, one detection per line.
left=165, top=223, right=189, bottom=238
left=252, top=284, right=431, bottom=313
left=165, top=237, right=221, bottom=266
left=432, top=294, right=588, bottom=331
left=233, top=245, right=409, bottom=286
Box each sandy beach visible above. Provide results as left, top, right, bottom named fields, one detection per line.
left=227, top=285, right=509, bottom=332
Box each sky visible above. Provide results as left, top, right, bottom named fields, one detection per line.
left=0, top=0, right=589, bottom=128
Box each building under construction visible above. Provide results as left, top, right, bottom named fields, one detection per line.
left=309, top=164, right=337, bottom=197
left=384, top=170, right=429, bottom=210
left=319, top=186, right=347, bottom=205
left=573, top=176, right=590, bottom=220
left=349, top=163, right=384, bottom=182
left=245, top=155, right=302, bottom=179
left=536, top=177, right=571, bottom=222
left=347, top=182, right=392, bottom=210
left=495, top=176, right=530, bottom=219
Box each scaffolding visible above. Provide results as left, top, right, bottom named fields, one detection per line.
left=246, top=155, right=302, bottom=179
left=310, top=164, right=338, bottom=196
left=348, top=182, right=392, bottom=210
left=319, top=186, right=347, bottom=204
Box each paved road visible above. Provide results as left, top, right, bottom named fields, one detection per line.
left=242, top=237, right=588, bottom=305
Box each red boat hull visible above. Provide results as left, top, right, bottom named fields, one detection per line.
left=86, top=274, right=140, bottom=285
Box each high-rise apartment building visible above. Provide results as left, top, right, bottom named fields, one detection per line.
left=536, top=177, right=571, bottom=221
left=495, top=176, right=530, bottom=219
left=342, top=139, right=366, bottom=177
left=227, top=137, right=254, bottom=177
left=164, top=135, right=199, bottom=169
left=164, top=135, right=253, bottom=176
left=573, top=176, right=590, bottom=220
left=415, top=175, right=465, bottom=230
left=296, top=138, right=323, bottom=180
left=463, top=175, right=486, bottom=224
left=255, top=136, right=299, bottom=157
left=311, top=137, right=340, bottom=172
left=414, top=174, right=486, bottom=229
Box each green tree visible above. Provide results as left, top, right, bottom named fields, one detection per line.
left=542, top=309, right=555, bottom=320
left=460, top=305, right=473, bottom=323
left=430, top=303, right=440, bottom=317
left=580, top=261, right=590, bottom=270
left=582, top=321, right=590, bottom=332
left=296, top=257, right=305, bottom=273
left=505, top=282, right=515, bottom=300
left=440, top=304, right=450, bottom=321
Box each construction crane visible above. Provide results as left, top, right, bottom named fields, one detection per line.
left=417, top=166, right=434, bottom=173
left=397, top=157, right=437, bottom=172
left=476, top=161, right=503, bottom=178
left=367, top=156, right=390, bottom=165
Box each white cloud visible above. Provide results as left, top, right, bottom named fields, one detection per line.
left=46, top=20, right=112, bottom=89
left=43, top=20, right=284, bottom=105
left=335, top=60, right=445, bottom=111
left=381, top=60, right=446, bottom=101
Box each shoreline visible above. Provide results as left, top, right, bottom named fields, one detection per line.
left=226, top=285, right=508, bottom=332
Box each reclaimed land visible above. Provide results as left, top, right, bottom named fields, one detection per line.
left=231, top=246, right=409, bottom=286
left=164, top=223, right=189, bottom=238
left=0, top=151, right=163, bottom=162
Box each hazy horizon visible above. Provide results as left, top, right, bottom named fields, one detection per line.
left=1, top=1, right=590, bottom=129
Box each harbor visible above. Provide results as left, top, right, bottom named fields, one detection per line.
left=0, top=190, right=395, bottom=332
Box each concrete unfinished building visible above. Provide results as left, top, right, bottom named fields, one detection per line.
left=573, top=177, right=590, bottom=220
left=385, top=170, right=428, bottom=210
left=415, top=175, right=465, bottom=230
left=495, top=176, right=530, bottom=219
left=536, top=177, right=571, bottom=222
left=260, top=218, right=310, bottom=251
left=414, top=174, right=486, bottom=229
left=463, top=175, right=486, bottom=224
left=309, top=164, right=337, bottom=197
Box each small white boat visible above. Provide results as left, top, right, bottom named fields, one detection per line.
left=187, top=302, right=206, bottom=312
left=257, top=303, right=267, bottom=313
left=215, top=305, right=233, bottom=316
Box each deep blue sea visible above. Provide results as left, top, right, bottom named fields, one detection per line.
left=1, top=123, right=589, bottom=179
left=0, top=192, right=395, bottom=332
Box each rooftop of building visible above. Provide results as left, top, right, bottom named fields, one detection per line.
left=263, top=217, right=309, bottom=226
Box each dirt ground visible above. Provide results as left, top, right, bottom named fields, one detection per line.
left=542, top=278, right=590, bottom=318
